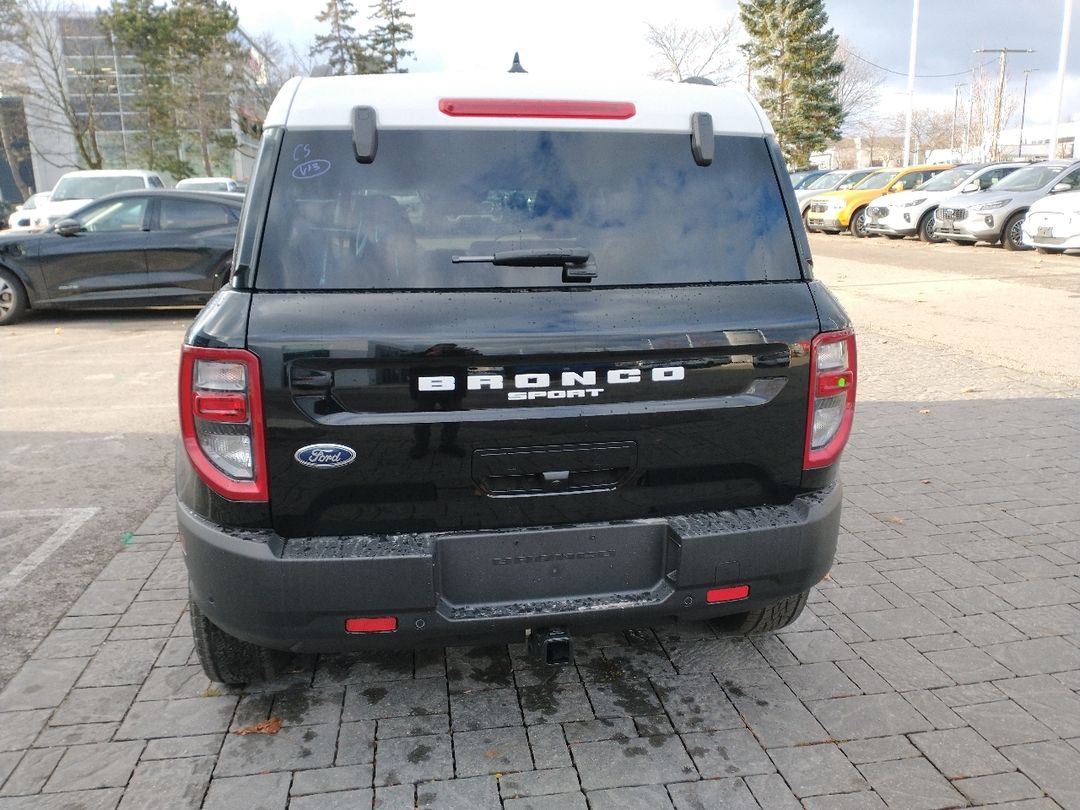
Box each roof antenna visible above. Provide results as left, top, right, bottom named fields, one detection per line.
left=508, top=52, right=527, bottom=73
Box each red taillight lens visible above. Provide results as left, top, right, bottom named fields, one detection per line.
left=438, top=98, right=636, bottom=120
left=345, top=617, right=398, bottom=633
left=707, top=585, right=750, bottom=603
left=804, top=330, right=857, bottom=470
left=179, top=346, right=267, bottom=502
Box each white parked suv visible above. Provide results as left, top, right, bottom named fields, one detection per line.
left=175, top=177, right=245, bottom=192
left=31, top=169, right=165, bottom=229
left=865, top=162, right=1024, bottom=242
left=1022, top=188, right=1080, bottom=254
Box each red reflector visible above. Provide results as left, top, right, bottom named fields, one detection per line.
left=193, top=391, right=248, bottom=422
left=707, top=585, right=750, bottom=604
left=817, top=369, right=854, bottom=397
left=439, top=98, right=636, bottom=120
left=345, top=617, right=398, bottom=634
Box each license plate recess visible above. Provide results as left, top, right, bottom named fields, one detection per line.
left=436, top=523, right=671, bottom=606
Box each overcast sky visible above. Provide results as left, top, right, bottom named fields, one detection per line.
left=226, top=0, right=1077, bottom=129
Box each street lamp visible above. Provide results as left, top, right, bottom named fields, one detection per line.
left=1018, top=68, right=1039, bottom=158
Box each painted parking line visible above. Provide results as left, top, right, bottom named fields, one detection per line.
left=0, top=507, right=99, bottom=598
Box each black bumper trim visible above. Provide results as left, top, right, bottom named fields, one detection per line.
left=179, top=483, right=841, bottom=652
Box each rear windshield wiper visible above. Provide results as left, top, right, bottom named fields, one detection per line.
left=452, top=248, right=596, bottom=282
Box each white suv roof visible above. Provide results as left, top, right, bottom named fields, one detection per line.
left=267, top=73, right=771, bottom=136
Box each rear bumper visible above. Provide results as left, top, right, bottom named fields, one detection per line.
left=179, top=484, right=842, bottom=652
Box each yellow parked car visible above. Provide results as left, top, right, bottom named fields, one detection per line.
left=805, top=164, right=953, bottom=238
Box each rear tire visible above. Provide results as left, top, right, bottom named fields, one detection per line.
left=0, top=268, right=28, bottom=326
left=1002, top=211, right=1029, bottom=251
left=918, top=210, right=942, bottom=243
left=708, top=590, right=809, bottom=635
left=849, top=207, right=869, bottom=238
left=189, top=595, right=289, bottom=685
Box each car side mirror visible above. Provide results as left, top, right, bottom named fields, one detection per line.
left=1050, top=182, right=1071, bottom=194
left=962, top=183, right=979, bottom=193
left=890, top=182, right=905, bottom=193
left=54, top=219, right=82, bottom=236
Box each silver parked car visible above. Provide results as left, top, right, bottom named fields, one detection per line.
left=864, top=162, right=1024, bottom=243
left=934, top=160, right=1080, bottom=250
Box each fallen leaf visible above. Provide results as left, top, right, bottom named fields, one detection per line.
left=960, top=386, right=979, bottom=393
left=821, top=572, right=833, bottom=582
left=921, top=480, right=931, bottom=485
left=199, top=686, right=221, bottom=698
left=235, top=717, right=283, bottom=736
left=884, top=516, right=906, bottom=525
left=918, top=408, right=930, bottom=415
left=484, top=749, right=500, bottom=759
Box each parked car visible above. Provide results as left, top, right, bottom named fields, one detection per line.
left=865, top=162, right=1024, bottom=242
left=176, top=176, right=246, bottom=193
left=806, top=164, right=952, bottom=237
left=5, top=191, right=51, bottom=231
left=1021, top=188, right=1080, bottom=253
left=177, top=72, right=856, bottom=684
left=795, top=168, right=875, bottom=224
left=29, top=170, right=166, bottom=230
left=789, top=168, right=829, bottom=190
left=0, top=190, right=241, bottom=325
left=935, top=160, right=1080, bottom=250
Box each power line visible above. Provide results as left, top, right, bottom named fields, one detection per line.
left=840, top=47, right=997, bottom=79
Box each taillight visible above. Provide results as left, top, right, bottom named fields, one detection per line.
left=179, top=346, right=267, bottom=501
left=804, top=330, right=857, bottom=470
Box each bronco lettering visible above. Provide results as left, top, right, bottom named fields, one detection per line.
left=418, top=366, right=685, bottom=396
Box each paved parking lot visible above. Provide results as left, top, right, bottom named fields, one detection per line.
left=0, top=238, right=1077, bottom=809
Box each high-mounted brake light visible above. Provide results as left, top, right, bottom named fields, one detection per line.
left=179, top=346, right=268, bottom=501
left=438, top=98, right=636, bottom=120
left=804, top=330, right=857, bottom=470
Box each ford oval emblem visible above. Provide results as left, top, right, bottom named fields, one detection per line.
left=295, top=444, right=356, bottom=469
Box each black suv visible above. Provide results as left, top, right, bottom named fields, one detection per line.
left=177, top=74, right=856, bottom=683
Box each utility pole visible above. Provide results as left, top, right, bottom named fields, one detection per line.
left=1017, top=69, right=1038, bottom=158
left=950, top=83, right=966, bottom=155
left=902, top=0, right=921, bottom=167
left=1049, top=0, right=1073, bottom=160
left=974, top=47, right=1034, bottom=160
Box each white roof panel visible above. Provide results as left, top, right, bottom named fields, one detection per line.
left=265, top=72, right=771, bottom=136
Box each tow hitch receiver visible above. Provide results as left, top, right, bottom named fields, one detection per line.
left=528, top=627, right=574, bottom=666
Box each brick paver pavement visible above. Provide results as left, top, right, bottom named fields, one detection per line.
left=0, top=329, right=1077, bottom=809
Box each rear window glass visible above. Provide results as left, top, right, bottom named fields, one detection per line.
left=253, top=129, right=800, bottom=289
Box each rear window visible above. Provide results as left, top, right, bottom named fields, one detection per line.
left=253, top=129, right=800, bottom=290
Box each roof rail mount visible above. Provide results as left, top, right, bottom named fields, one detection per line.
left=509, top=52, right=527, bottom=73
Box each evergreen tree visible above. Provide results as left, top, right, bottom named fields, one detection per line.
left=310, top=0, right=362, bottom=75
left=367, top=0, right=413, bottom=73
left=738, top=0, right=843, bottom=166
left=100, top=0, right=191, bottom=177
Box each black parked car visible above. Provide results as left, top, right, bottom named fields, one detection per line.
left=0, top=190, right=242, bottom=325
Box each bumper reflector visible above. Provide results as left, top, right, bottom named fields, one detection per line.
left=706, top=585, right=750, bottom=604
left=345, top=617, right=398, bottom=634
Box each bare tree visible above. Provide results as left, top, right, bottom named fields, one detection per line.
left=964, top=63, right=1018, bottom=160
left=645, top=19, right=742, bottom=86
left=7, top=0, right=109, bottom=172
left=834, top=37, right=883, bottom=132
left=888, top=108, right=952, bottom=163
